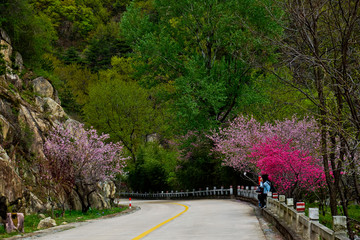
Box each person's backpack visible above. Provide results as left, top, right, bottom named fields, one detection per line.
left=267, top=180, right=276, bottom=192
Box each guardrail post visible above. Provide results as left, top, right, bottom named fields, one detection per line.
left=295, top=202, right=305, bottom=233
left=221, top=186, right=224, bottom=195
left=309, top=208, right=319, bottom=240
left=333, top=216, right=348, bottom=238
left=267, top=197, right=272, bottom=210
left=237, top=185, right=240, bottom=196
left=206, top=187, right=209, bottom=196
left=296, top=202, right=305, bottom=212
left=284, top=198, right=293, bottom=225
left=272, top=192, right=279, bottom=199
left=214, top=186, right=216, bottom=195
left=230, top=185, right=233, bottom=195
left=309, top=208, right=319, bottom=222
left=276, top=195, right=285, bottom=217
left=286, top=198, right=294, bottom=207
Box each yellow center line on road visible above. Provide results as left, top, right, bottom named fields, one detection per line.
left=132, top=203, right=189, bottom=240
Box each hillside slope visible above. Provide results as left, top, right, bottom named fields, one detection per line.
left=0, top=28, right=114, bottom=214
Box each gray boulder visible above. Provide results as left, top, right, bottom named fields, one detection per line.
left=32, top=77, right=54, bottom=99
left=37, top=217, right=57, bottom=229
left=14, top=52, right=23, bottom=72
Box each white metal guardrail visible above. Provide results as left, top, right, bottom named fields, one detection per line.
left=119, top=186, right=233, bottom=199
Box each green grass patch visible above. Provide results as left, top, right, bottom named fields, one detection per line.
left=0, top=206, right=128, bottom=238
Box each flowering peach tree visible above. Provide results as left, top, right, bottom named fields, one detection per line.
left=42, top=122, right=127, bottom=213
left=210, top=115, right=325, bottom=196
left=251, top=137, right=326, bottom=196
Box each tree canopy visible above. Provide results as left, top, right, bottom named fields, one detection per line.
left=120, top=0, right=283, bottom=133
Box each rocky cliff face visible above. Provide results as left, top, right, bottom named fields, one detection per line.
left=0, top=29, right=115, bottom=213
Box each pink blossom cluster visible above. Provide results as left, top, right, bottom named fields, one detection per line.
left=43, top=122, right=127, bottom=187
left=210, top=115, right=325, bottom=194
left=209, top=115, right=263, bottom=171
left=252, top=137, right=326, bottom=195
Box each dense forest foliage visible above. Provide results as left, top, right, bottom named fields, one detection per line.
left=0, top=0, right=290, bottom=190
left=1, top=0, right=360, bottom=236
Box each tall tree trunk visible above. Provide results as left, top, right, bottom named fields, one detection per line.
left=308, top=0, right=339, bottom=216
left=74, top=184, right=94, bottom=213
left=351, top=163, right=360, bottom=203
left=315, top=67, right=338, bottom=215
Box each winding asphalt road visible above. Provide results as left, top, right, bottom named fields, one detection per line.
left=26, top=199, right=267, bottom=240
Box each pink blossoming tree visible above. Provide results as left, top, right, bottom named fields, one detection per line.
left=210, top=115, right=325, bottom=196
left=42, top=121, right=127, bottom=213
left=251, top=137, right=326, bottom=197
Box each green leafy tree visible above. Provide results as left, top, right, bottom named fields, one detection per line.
left=62, top=46, right=81, bottom=65
left=128, top=142, right=178, bottom=192
left=30, top=0, right=130, bottom=48
left=120, top=0, right=282, bottom=134
left=83, top=58, right=166, bottom=163
left=84, top=22, right=131, bottom=72
left=39, top=55, right=91, bottom=117
left=53, top=63, right=96, bottom=106
left=120, top=0, right=283, bottom=189
left=0, top=0, right=56, bottom=66
left=242, top=70, right=315, bottom=123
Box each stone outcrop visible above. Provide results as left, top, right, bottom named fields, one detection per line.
left=32, top=77, right=60, bottom=104
left=14, top=52, right=23, bottom=73
left=90, top=181, right=116, bottom=209
left=0, top=28, right=12, bottom=64
left=0, top=147, right=22, bottom=203
left=23, top=191, right=48, bottom=214
left=35, top=97, right=66, bottom=121
left=68, top=180, right=116, bottom=211
left=0, top=29, right=65, bottom=209
left=0, top=28, right=116, bottom=214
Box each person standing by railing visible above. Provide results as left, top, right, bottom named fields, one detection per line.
left=259, top=174, right=271, bottom=208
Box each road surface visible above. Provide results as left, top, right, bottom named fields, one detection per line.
left=26, top=199, right=267, bottom=240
